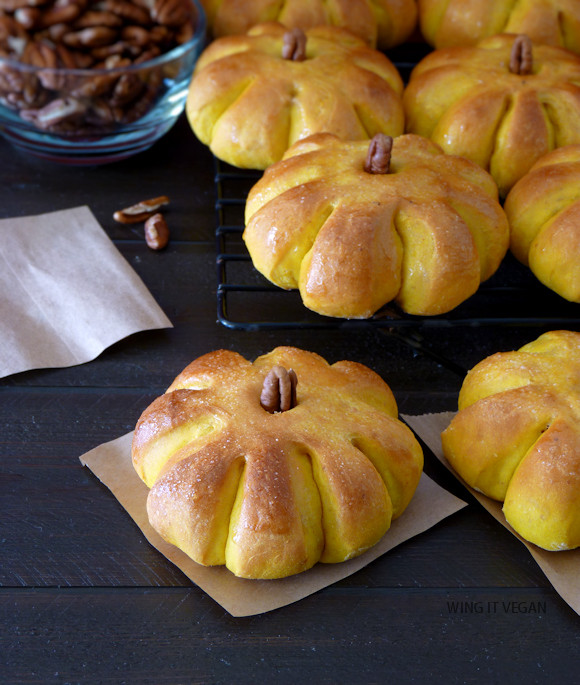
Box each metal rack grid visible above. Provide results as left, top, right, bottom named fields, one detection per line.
left=213, top=44, right=579, bottom=332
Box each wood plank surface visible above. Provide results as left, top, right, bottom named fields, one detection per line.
left=1, top=101, right=579, bottom=682
left=2, top=587, right=577, bottom=684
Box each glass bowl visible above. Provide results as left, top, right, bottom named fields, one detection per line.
left=0, top=0, right=206, bottom=164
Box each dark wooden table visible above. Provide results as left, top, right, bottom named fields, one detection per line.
left=1, top=114, right=579, bottom=684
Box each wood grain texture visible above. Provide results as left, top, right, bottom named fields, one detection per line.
left=1, top=103, right=579, bottom=681
left=1, top=587, right=577, bottom=683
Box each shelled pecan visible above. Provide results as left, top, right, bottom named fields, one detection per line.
left=260, top=366, right=298, bottom=413
left=0, top=0, right=50, bottom=11
left=113, top=195, right=170, bottom=223
left=20, top=94, right=86, bottom=128
left=144, top=212, right=170, bottom=250
left=152, top=0, right=191, bottom=28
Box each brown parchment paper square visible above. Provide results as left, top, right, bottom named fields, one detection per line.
left=403, top=412, right=580, bottom=617
left=80, top=431, right=467, bottom=617
left=0, top=206, right=172, bottom=378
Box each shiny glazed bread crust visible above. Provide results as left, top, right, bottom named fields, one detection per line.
left=243, top=132, right=509, bottom=318
left=403, top=34, right=580, bottom=197
left=504, top=144, right=580, bottom=303
left=418, top=0, right=580, bottom=53
left=441, top=330, right=580, bottom=551
left=200, top=0, right=418, bottom=49
left=186, top=23, right=404, bottom=169
left=132, top=347, right=424, bottom=579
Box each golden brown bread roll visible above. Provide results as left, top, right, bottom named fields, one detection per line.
left=200, top=0, right=418, bottom=49
left=243, top=132, right=509, bottom=318
left=504, top=144, right=580, bottom=302
left=132, top=346, right=424, bottom=579
left=403, top=34, right=580, bottom=197
left=441, top=330, right=580, bottom=551
left=418, top=0, right=580, bottom=53
left=186, top=22, right=404, bottom=169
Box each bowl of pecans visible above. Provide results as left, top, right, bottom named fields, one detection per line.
left=0, top=0, right=206, bottom=163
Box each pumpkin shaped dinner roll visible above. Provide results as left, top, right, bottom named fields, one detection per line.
left=186, top=23, right=404, bottom=169
left=441, top=330, right=580, bottom=551
left=418, top=0, right=580, bottom=54
left=504, top=144, right=580, bottom=303
left=200, top=0, right=418, bottom=50
left=403, top=34, right=580, bottom=197
left=132, top=347, right=424, bottom=579
left=243, top=132, right=509, bottom=319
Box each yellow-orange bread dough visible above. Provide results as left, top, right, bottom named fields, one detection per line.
left=132, top=347, right=424, bottom=579
left=200, top=0, right=418, bottom=49
left=243, top=132, right=509, bottom=318
left=418, top=0, right=580, bottom=53
left=186, top=22, right=404, bottom=169
left=403, top=34, right=580, bottom=197
left=441, top=330, right=580, bottom=551
left=504, top=144, right=580, bottom=302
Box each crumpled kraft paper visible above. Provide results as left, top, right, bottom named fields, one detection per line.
left=80, top=431, right=467, bottom=617
left=0, top=206, right=172, bottom=378
left=403, top=412, right=580, bottom=617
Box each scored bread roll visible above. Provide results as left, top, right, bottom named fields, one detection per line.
left=200, top=0, right=418, bottom=49
left=243, top=132, right=509, bottom=318
left=132, top=347, right=424, bottom=579
left=186, top=22, right=404, bottom=169
left=404, top=34, right=580, bottom=197
left=442, top=330, right=580, bottom=551
left=504, top=144, right=580, bottom=303
left=418, top=0, right=580, bottom=54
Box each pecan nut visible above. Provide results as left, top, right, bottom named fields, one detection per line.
left=39, top=3, right=84, bottom=28
left=62, top=26, right=119, bottom=48
left=509, top=34, right=533, bottom=75
left=108, top=71, right=144, bottom=106
left=102, top=0, right=150, bottom=26
left=21, top=39, right=57, bottom=67
left=20, top=96, right=86, bottom=128
left=152, top=0, right=191, bottom=28
left=364, top=134, right=393, bottom=175
left=282, top=28, right=307, bottom=62
left=144, top=213, right=170, bottom=250
left=121, top=25, right=150, bottom=47
left=73, top=10, right=123, bottom=28
left=113, top=195, right=170, bottom=224
left=0, top=0, right=48, bottom=10
left=260, top=366, right=298, bottom=413
left=13, top=7, right=42, bottom=30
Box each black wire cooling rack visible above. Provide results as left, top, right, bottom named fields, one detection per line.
left=214, top=44, right=580, bottom=332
